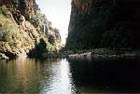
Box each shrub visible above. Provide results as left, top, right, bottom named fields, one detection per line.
left=0, top=5, right=11, bottom=17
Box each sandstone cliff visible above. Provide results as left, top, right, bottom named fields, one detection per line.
left=0, top=0, right=61, bottom=59
left=66, top=0, right=140, bottom=50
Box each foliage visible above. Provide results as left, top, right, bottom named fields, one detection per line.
left=0, top=5, right=11, bottom=17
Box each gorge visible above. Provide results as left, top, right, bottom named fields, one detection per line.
left=0, top=0, right=140, bottom=93
left=0, top=0, right=140, bottom=59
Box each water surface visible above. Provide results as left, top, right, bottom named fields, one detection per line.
left=0, top=58, right=140, bottom=93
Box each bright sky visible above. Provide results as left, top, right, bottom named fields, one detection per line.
left=36, top=0, right=71, bottom=44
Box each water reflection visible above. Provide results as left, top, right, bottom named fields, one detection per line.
left=68, top=58, right=140, bottom=93
left=0, top=58, right=140, bottom=93
left=0, top=59, right=42, bottom=93
left=40, top=59, right=75, bottom=94
left=0, top=58, right=75, bottom=94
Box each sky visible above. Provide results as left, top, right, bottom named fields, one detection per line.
left=36, top=0, right=72, bottom=44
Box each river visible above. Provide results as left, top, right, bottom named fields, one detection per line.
left=0, top=58, right=140, bottom=93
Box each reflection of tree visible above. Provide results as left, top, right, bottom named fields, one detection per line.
left=0, top=58, right=65, bottom=93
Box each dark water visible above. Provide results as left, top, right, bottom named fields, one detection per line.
left=0, top=58, right=140, bottom=93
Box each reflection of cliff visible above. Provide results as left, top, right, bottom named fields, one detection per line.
left=0, top=59, right=73, bottom=93
left=0, top=59, right=42, bottom=92
left=0, top=58, right=61, bottom=92
left=68, top=58, right=140, bottom=92
left=66, top=0, right=140, bottom=50
left=0, top=0, right=62, bottom=59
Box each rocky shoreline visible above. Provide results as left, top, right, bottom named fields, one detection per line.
left=41, top=48, right=140, bottom=60
left=0, top=48, right=139, bottom=60
left=68, top=49, right=138, bottom=60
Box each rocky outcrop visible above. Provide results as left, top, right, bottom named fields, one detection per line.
left=1, top=0, right=35, bottom=20
left=66, top=0, right=140, bottom=50
left=0, top=0, right=62, bottom=59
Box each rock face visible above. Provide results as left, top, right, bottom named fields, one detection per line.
left=1, top=0, right=35, bottom=20
left=66, top=0, right=140, bottom=50
left=0, top=0, right=62, bottom=59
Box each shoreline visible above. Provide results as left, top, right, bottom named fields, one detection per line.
left=0, top=48, right=140, bottom=60
left=42, top=48, right=140, bottom=60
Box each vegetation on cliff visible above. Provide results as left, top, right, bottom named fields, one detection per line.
left=66, top=0, right=140, bottom=50
left=0, top=0, right=62, bottom=59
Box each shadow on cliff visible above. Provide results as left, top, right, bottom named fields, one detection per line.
left=66, top=0, right=140, bottom=50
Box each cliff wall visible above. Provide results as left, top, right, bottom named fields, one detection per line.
left=0, top=0, right=61, bottom=59
left=66, top=0, right=140, bottom=50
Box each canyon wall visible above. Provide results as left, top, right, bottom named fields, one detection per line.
left=0, top=0, right=61, bottom=59
left=66, top=0, right=140, bottom=50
